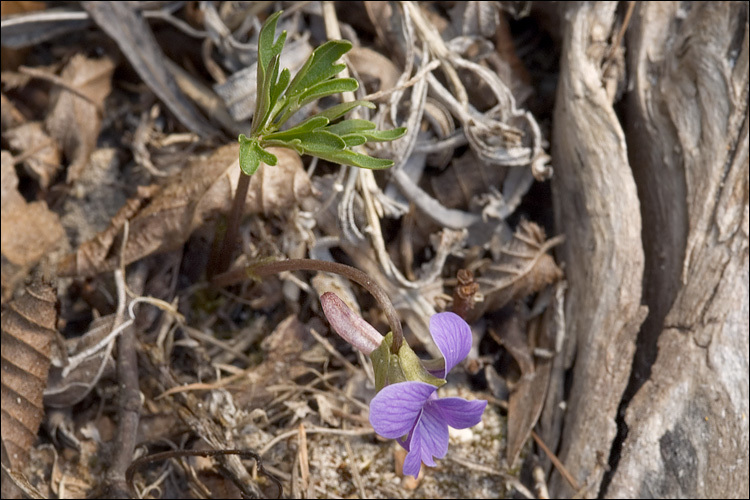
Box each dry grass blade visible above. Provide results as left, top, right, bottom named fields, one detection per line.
left=0, top=280, right=57, bottom=498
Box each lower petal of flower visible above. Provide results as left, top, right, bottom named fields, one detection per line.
left=402, top=430, right=424, bottom=478
left=369, top=382, right=437, bottom=439
left=417, top=402, right=450, bottom=462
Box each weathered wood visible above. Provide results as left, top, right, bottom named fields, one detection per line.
left=606, top=2, right=749, bottom=497
left=549, top=2, right=647, bottom=496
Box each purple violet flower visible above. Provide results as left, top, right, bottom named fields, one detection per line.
left=368, top=312, right=487, bottom=478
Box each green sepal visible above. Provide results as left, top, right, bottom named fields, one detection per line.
left=239, top=134, right=278, bottom=175
left=270, top=67, right=291, bottom=113
left=370, top=332, right=446, bottom=392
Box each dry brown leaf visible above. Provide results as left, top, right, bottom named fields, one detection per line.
left=431, top=149, right=506, bottom=210
left=506, top=356, right=553, bottom=467
left=1, top=152, right=65, bottom=300
left=56, top=183, right=157, bottom=278
left=503, top=304, right=557, bottom=466
left=0, top=280, right=57, bottom=484
left=5, top=122, right=60, bottom=188
left=0, top=93, right=26, bottom=131
left=492, top=313, right=534, bottom=378
left=471, top=220, right=563, bottom=321
left=44, top=53, right=115, bottom=183
left=58, top=145, right=313, bottom=278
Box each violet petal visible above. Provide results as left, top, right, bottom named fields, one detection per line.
left=429, top=397, right=487, bottom=429
left=401, top=401, right=450, bottom=478
left=402, top=428, right=423, bottom=478
left=429, top=312, right=472, bottom=377
left=418, top=402, right=450, bottom=462
left=369, top=381, right=436, bottom=439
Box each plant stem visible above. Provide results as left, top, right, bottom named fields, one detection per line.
left=208, top=171, right=252, bottom=278
left=212, top=258, right=404, bottom=354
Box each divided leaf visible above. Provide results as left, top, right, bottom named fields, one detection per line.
left=286, top=40, right=353, bottom=99
left=257, top=11, right=286, bottom=71
left=241, top=11, right=404, bottom=175
left=239, top=134, right=278, bottom=176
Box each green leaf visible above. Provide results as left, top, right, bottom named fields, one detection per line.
left=253, top=12, right=287, bottom=135
left=257, top=144, right=278, bottom=166
left=263, top=115, right=329, bottom=142
left=239, top=134, right=278, bottom=175
left=270, top=67, right=291, bottom=112
left=274, top=77, right=361, bottom=128
left=340, top=134, right=367, bottom=147
left=295, top=130, right=347, bottom=154
left=239, top=135, right=260, bottom=175
left=359, top=127, right=407, bottom=142
left=262, top=138, right=305, bottom=155
left=309, top=149, right=395, bottom=169
left=286, top=40, right=352, bottom=98
left=257, top=11, right=286, bottom=72
left=253, top=53, right=281, bottom=134
left=298, top=78, right=359, bottom=108
left=316, top=100, right=375, bottom=122
left=325, top=119, right=376, bottom=136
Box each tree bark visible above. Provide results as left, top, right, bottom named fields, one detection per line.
left=549, top=2, right=647, bottom=497
left=606, top=2, right=749, bottom=497
left=548, top=2, right=748, bottom=498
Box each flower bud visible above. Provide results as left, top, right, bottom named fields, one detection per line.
left=320, top=292, right=383, bottom=355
